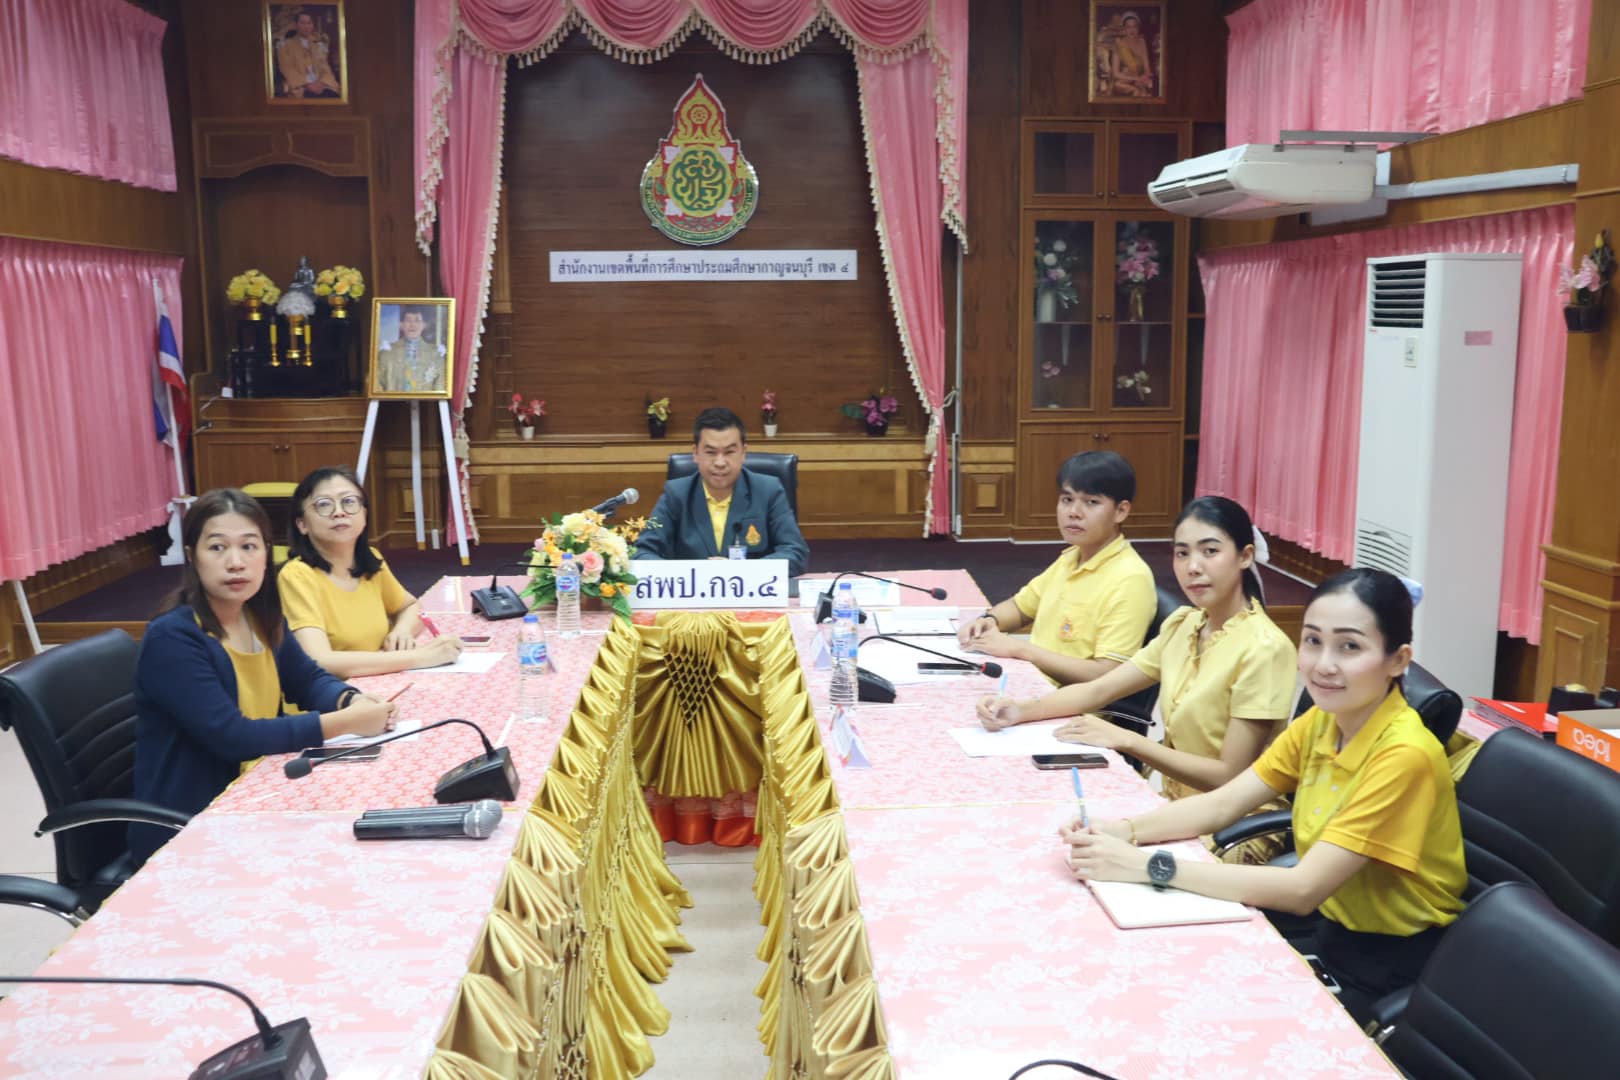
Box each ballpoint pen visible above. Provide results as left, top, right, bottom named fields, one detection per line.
left=997, top=670, right=1009, bottom=698
left=1071, top=767, right=1089, bottom=829
left=420, top=615, right=442, bottom=638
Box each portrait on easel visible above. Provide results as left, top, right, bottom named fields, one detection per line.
left=1090, top=2, right=1166, bottom=104
left=368, top=298, right=455, bottom=399
left=264, top=2, right=348, bottom=105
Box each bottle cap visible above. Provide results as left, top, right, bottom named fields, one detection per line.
left=523, top=613, right=538, bottom=622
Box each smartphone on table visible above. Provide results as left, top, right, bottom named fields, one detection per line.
left=1032, top=752, right=1108, bottom=770
left=301, top=744, right=383, bottom=764
left=460, top=634, right=494, bottom=648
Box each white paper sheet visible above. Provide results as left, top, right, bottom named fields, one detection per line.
left=326, top=718, right=422, bottom=747
left=1087, top=877, right=1253, bottom=929
left=798, top=578, right=902, bottom=608
left=410, top=650, right=508, bottom=675
left=948, top=722, right=1101, bottom=758
left=873, top=609, right=960, bottom=636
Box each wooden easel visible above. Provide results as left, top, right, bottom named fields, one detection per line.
left=355, top=398, right=470, bottom=565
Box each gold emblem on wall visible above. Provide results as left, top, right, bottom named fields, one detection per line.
left=640, top=75, right=759, bottom=247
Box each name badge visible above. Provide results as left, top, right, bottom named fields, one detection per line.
left=629, top=559, right=789, bottom=609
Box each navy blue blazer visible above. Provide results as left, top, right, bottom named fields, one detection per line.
left=636, top=469, right=811, bottom=578
left=130, top=605, right=353, bottom=863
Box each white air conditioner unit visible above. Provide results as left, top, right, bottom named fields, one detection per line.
left=1147, top=144, right=1377, bottom=219
left=1355, top=253, right=1522, bottom=698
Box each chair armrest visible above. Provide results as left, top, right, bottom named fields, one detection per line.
left=0, top=874, right=85, bottom=920
left=1210, top=809, right=1293, bottom=856
left=36, top=799, right=190, bottom=837
left=1367, top=985, right=1414, bottom=1041
left=1094, top=709, right=1150, bottom=737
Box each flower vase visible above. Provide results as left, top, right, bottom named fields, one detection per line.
left=581, top=594, right=606, bottom=612
left=241, top=298, right=265, bottom=321
left=1035, top=290, right=1059, bottom=324
left=328, top=295, right=350, bottom=319
left=763, top=422, right=778, bottom=437
left=1565, top=304, right=1603, bottom=333
left=519, top=425, right=535, bottom=440
left=865, top=420, right=888, bottom=437
left=648, top=417, right=668, bottom=439
left=1128, top=284, right=1147, bottom=322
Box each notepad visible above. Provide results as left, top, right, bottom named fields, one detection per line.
left=949, top=723, right=1100, bottom=757
left=1086, top=875, right=1253, bottom=929
left=873, top=609, right=960, bottom=636
left=412, top=650, right=507, bottom=675
left=327, top=718, right=422, bottom=747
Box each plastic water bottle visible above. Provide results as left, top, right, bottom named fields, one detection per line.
left=828, top=582, right=859, bottom=709
left=555, top=552, right=582, bottom=638
left=516, top=614, right=549, bottom=721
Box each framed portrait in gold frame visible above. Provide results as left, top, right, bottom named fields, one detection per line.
left=264, top=2, right=349, bottom=105
left=368, top=298, right=456, bottom=400
left=1090, top=2, right=1166, bottom=105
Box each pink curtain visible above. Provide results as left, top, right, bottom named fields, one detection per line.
left=1226, top=0, right=1591, bottom=144
left=0, top=238, right=183, bottom=580
left=1196, top=204, right=1573, bottom=642
left=0, top=0, right=177, bottom=191
left=414, top=0, right=965, bottom=536
left=860, top=52, right=949, bottom=533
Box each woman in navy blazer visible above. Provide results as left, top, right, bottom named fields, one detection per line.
left=130, top=489, right=396, bottom=864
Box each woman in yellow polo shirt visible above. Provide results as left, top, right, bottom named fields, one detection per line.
left=978, top=496, right=1295, bottom=863
left=1063, top=568, right=1466, bottom=1024
left=278, top=466, right=462, bottom=679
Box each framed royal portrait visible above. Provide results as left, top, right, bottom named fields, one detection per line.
left=1090, top=2, right=1166, bottom=105
left=368, top=298, right=456, bottom=400
left=264, top=2, right=349, bottom=105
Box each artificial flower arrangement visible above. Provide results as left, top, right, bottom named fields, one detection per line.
left=761, top=389, right=778, bottom=425
left=1115, top=231, right=1161, bottom=287
left=225, top=269, right=282, bottom=306
left=1116, top=368, right=1152, bottom=402
left=509, top=392, right=546, bottom=430
left=1560, top=230, right=1615, bottom=332
left=841, top=389, right=900, bottom=431
left=520, top=510, right=653, bottom=619
left=313, top=265, right=366, bottom=303
left=646, top=396, right=672, bottom=423
left=1033, top=235, right=1082, bottom=313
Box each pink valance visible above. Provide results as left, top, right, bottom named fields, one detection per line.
left=1196, top=204, right=1572, bottom=642
left=0, top=0, right=177, bottom=191
left=1226, top=0, right=1591, bottom=144
left=0, top=238, right=184, bottom=580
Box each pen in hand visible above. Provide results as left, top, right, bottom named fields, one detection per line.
left=420, top=615, right=442, bottom=638
left=1071, top=767, right=1089, bottom=830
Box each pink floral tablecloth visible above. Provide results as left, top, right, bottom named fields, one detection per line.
left=844, top=802, right=1399, bottom=1079
left=0, top=810, right=521, bottom=1079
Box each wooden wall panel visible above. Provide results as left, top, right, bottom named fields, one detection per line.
left=1022, top=0, right=1227, bottom=121
left=497, top=40, right=905, bottom=440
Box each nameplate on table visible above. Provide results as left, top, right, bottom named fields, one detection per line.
left=831, top=706, right=871, bottom=769
left=628, top=559, right=789, bottom=609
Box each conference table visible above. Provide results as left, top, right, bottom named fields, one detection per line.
left=0, top=569, right=1397, bottom=1078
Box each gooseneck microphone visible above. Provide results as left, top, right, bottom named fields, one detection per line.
left=353, top=799, right=503, bottom=840
left=285, top=718, right=519, bottom=803
left=864, top=634, right=1004, bottom=678
left=813, top=571, right=950, bottom=623
left=590, top=487, right=640, bottom=519
left=0, top=975, right=324, bottom=1079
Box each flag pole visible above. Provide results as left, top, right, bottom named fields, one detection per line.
left=154, top=280, right=193, bottom=567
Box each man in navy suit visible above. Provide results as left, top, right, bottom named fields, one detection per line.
left=636, top=408, right=810, bottom=577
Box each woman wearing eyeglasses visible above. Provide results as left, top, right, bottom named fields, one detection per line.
left=277, top=465, right=463, bottom=678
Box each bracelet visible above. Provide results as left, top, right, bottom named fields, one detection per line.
left=338, top=689, right=357, bottom=709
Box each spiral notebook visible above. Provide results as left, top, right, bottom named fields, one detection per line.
left=1086, top=873, right=1253, bottom=929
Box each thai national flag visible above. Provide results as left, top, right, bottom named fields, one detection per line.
left=152, top=281, right=189, bottom=449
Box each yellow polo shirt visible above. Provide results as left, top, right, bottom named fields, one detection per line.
left=705, top=487, right=733, bottom=552
left=1132, top=599, right=1295, bottom=799
left=1012, top=535, right=1155, bottom=676
left=222, top=636, right=283, bottom=776
left=1252, top=687, right=1466, bottom=935
left=279, top=553, right=413, bottom=651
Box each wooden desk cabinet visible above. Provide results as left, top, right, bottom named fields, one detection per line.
left=192, top=396, right=371, bottom=493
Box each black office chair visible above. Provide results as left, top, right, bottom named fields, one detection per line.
left=1101, top=585, right=1186, bottom=731
left=1210, top=661, right=1463, bottom=862
left=0, top=630, right=190, bottom=924
left=667, top=451, right=800, bottom=517
left=1378, top=882, right=1620, bottom=1078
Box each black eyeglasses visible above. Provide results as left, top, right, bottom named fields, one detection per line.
left=309, top=494, right=364, bottom=518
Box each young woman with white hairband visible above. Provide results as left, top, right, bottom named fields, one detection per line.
left=977, top=495, right=1296, bottom=864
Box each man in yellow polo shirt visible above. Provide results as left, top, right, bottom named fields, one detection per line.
left=960, top=451, right=1155, bottom=684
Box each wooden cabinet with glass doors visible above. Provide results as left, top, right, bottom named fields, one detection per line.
left=1014, top=120, right=1190, bottom=537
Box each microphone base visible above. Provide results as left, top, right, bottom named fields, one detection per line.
left=435, top=747, right=520, bottom=803
left=855, top=667, right=897, bottom=704
left=470, top=585, right=528, bottom=620
left=188, top=1016, right=324, bottom=1080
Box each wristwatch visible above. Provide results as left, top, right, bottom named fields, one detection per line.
left=1146, top=849, right=1177, bottom=891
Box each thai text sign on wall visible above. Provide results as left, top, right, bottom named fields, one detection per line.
left=549, top=250, right=857, bottom=282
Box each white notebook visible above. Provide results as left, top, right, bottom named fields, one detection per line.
left=1087, top=874, right=1253, bottom=929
